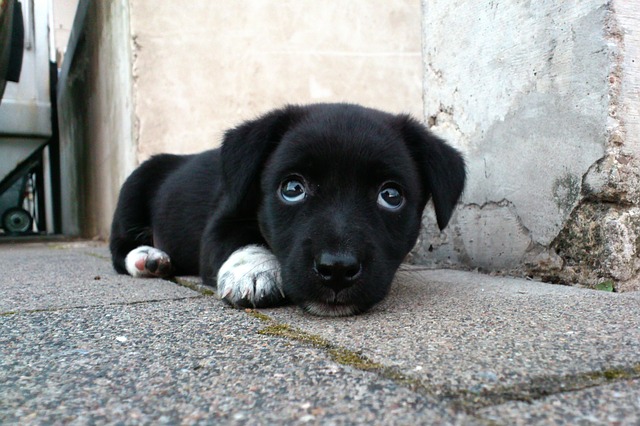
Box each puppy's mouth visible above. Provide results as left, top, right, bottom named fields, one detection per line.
left=302, top=301, right=361, bottom=317
left=298, top=281, right=366, bottom=317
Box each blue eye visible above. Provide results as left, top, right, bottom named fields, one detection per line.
left=377, top=184, right=404, bottom=210
left=279, top=178, right=306, bottom=203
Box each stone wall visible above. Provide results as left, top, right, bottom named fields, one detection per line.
left=415, top=0, right=639, bottom=291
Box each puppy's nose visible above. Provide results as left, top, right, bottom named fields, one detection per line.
left=314, top=252, right=362, bottom=292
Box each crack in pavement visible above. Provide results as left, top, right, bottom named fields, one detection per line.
left=78, top=249, right=640, bottom=419
left=0, top=296, right=204, bottom=317
left=245, top=309, right=640, bottom=417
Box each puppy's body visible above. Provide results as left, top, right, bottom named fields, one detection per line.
left=110, top=151, right=222, bottom=275
left=110, top=103, right=466, bottom=316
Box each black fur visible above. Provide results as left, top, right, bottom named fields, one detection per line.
left=110, top=103, right=466, bottom=315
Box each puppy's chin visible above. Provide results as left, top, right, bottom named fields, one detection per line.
left=302, top=302, right=362, bottom=317
left=281, top=265, right=394, bottom=316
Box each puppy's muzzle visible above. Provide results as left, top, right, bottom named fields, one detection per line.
left=313, top=252, right=362, bottom=293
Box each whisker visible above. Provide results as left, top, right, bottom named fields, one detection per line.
left=124, top=225, right=152, bottom=243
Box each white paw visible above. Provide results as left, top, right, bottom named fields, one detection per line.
left=125, top=245, right=172, bottom=278
left=216, top=245, right=285, bottom=308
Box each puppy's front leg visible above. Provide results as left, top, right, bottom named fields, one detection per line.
left=216, top=245, right=286, bottom=308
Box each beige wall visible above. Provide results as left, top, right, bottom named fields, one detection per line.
left=129, top=0, right=423, bottom=160
left=58, top=0, right=423, bottom=238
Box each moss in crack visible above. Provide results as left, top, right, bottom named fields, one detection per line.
left=378, top=366, right=427, bottom=391
left=168, top=277, right=215, bottom=296
left=245, top=309, right=272, bottom=322
left=258, top=322, right=383, bottom=370
left=328, top=347, right=383, bottom=371
left=259, top=323, right=330, bottom=347
left=594, top=366, right=639, bottom=381
left=446, top=363, right=640, bottom=413
left=253, top=315, right=426, bottom=383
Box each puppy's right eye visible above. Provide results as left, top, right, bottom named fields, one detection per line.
left=377, top=183, right=405, bottom=210
left=279, top=178, right=307, bottom=204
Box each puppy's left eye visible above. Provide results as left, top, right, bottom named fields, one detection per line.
left=279, top=178, right=307, bottom=204
left=377, top=183, right=404, bottom=210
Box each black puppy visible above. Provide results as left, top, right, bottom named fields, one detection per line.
left=110, top=103, right=465, bottom=316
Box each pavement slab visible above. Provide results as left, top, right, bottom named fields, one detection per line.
left=1, top=241, right=639, bottom=424
left=260, top=268, right=640, bottom=413
left=478, top=378, right=640, bottom=425
left=0, top=298, right=471, bottom=425
left=0, top=243, right=199, bottom=312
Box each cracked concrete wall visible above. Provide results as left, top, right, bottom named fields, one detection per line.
left=415, top=1, right=640, bottom=291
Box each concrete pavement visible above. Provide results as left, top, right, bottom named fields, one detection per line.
left=1, top=241, right=639, bottom=425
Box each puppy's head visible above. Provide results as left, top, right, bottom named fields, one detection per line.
left=221, top=103, right=465, bottom=316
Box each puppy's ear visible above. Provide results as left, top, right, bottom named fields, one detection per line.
left=393, top=115, right=466, bottom=230
left=221, top=105, right=304, bottom=211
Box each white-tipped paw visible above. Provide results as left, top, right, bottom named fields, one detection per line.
left=216, top=245, right=285, bottom=308
left=125, top=245, right=173, bottom=278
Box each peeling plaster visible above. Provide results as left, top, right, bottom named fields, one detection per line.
left=413, top=200, right=532, bottom=271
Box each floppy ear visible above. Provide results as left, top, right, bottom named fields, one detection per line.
left=393, top=115, right=466, bottom=230
left=220, top=105, right=305, bottom=212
